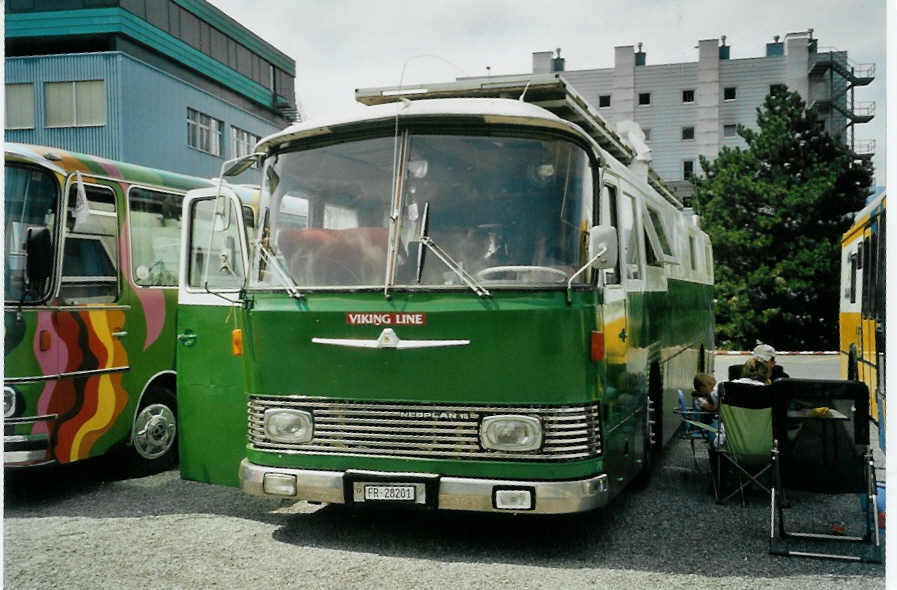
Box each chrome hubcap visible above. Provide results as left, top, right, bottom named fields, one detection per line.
left=133, top=403, right=176, bottom=460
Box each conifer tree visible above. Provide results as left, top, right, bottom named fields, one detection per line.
left=691, top=88, right=873, bottom=350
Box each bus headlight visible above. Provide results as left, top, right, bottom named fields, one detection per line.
left=479, top=415, right=542, bottom=452
left=264, top=409, right=313, bottom=443
left=4, top=386, right=16, bottom=418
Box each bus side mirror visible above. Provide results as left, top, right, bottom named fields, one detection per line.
left=220, top=153, right=263, bottom=178
left=25, top=227, right=52, bottom=286
left=588, top=225, right=618, bottom=269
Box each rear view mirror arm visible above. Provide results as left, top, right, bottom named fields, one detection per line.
left=566, top=244, right=608, bottom=305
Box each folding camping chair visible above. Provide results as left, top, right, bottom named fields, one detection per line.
left=673, top=390, right=716, bottom=471
left=713, top=381, right=775, bottom=504
left=769, top=379, right=882, bottom=563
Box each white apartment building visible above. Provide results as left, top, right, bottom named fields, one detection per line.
left=472, top=31, right=875, bottom=198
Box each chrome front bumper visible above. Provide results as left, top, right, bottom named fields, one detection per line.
left=239, top=459, right=610, bottom=514
left=5, top=415, right=55, bottom=467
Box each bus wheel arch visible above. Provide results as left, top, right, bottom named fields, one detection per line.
left=632, top=361, right=662, bottom=489
left=647, top=361, right=663, bottom=452
left=129, top=371, right=178, bottom=472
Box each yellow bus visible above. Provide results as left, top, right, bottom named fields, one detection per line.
left=839, top=191, right=885, bottom=449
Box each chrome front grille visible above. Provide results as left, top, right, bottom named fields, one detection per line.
left=248, top=396, right=602, bottom=462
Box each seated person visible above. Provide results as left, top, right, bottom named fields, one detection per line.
left=733, top=357, right=771, bottom=385
left=692, top=373, right=718, bottom=412
left=752, top=342, right=789, bottom=381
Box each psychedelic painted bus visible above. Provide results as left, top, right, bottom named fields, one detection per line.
left=839, top=191, right=885, bottom=450
left=178, top=94, right=715, bottom=512
left=4, top=143, right=224, bottom=471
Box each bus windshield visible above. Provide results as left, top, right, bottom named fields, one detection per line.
left=254, top=131, right=593, bottom=289
left=4, top=164, right=60, bottom=302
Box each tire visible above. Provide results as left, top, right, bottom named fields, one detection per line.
left=129, top=386, right=178, bottom=475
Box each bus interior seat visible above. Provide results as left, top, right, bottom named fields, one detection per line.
left=277, top=227, right=388, bottom=285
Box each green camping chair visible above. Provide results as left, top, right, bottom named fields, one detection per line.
left=769, top=379, right=882, bottom=563
left=712, top=381, right=775, bottom=504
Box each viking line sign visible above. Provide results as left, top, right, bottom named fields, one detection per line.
left=346, top=313, right=426, bottom=326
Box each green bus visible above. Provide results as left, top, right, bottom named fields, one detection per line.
left=178, top=95, right=715, bottom=512
left=3, top=143, right=232, bottom=472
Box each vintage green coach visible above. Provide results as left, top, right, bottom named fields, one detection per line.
left=177, top=86, right=714, bottom=512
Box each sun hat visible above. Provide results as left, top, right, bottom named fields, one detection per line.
left=752, top=343, right=776, bottom=362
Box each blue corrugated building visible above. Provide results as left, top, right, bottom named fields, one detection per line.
left=5, top=0, right=298, bottom=181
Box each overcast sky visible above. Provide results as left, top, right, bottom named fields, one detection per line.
left=209, top=0, right=887, bottom=184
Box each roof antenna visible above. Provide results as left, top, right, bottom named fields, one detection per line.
left=518, top=78, right=532, bottom=101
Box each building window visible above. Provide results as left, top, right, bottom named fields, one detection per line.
left=683, top=160, right=695, bottom=180
left=642, top=128, right=651, bottom=141
left=682, top=89, right=695, bottom=103
left=231, top=126, right=260, bottom=159
left=723, top=124, right=737, bottom=137
left=6, top=83, right=34, bottom=129
left=598, top=94, right=611, bottom=108
left=638, top=92, right=651, bottom=106
left=45, top=80, right=105, bottom=128
left=681, top=126, right=695, bottom=141
left=770, top=83, right=787, bottom=95
left=723, top=86, right=737, bottom=101
left=187, top=108, right=223, bottom=156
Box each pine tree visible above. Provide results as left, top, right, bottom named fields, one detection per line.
left=691, top=88, right=873, bottom=350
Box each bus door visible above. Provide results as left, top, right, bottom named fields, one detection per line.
left=861, top=210, right=885, bottom=436
left=4, top=162, right=63, bottom=466
left=51, top=178, right=130, bottom=464
left=600, top=185, right=643, bottom=486
left=176, top=187, right=250, bottom=486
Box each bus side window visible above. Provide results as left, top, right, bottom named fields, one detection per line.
left=862, top=235, right=873, bottom=318
left=874, top=215, right=885, bottom=322
left=642, top=206, right=665, bottom=268
left=61, top=183, right=119, bottom=303
left=620, top=193, right=642, bottom=280
left=129, top=187, right=184, bottom=287
left=849, top=252, right=857, bottom=304
left=603, top=185, right=620, bottom=284
left=688, top=235, right=696, bottom=272
left=644, top=225, right=661, bottom=267
left=188, top=198, right=245, bottom=290
left=704, top=241, right=713, bottom=277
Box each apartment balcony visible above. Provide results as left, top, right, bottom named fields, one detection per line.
left=810, top=98, right=875, bottom=124
left=841, top=101, right=876, bottom=124
left=809, top=50, right=875, bottom=87
left=853, top=139, right=876, bottom=160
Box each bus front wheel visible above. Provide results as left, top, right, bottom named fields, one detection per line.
left=130, top=386, right=178, bottom=474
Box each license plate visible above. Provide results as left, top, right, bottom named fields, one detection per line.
left=363, top=484, right=416, bottom=502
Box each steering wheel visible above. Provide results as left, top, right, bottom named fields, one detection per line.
left=475, top=265, right=569, bottom=281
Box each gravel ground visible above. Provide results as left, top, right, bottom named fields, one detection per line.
left=3, top=436, right=885, bottom=589
left=3, top=355, right=885, bottom=589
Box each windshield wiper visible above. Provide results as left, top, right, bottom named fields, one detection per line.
left=256, top=239, right=304, bottom=300
left=416, top=202, right=490, bottom=298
